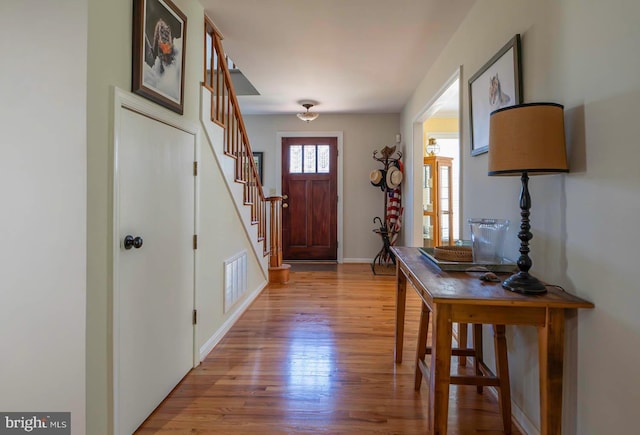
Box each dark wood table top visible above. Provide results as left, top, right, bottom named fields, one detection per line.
left=392, top=246, right=594, bottom=309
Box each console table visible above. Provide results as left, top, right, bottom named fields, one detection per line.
left=391, top=247, right=594, bottom=435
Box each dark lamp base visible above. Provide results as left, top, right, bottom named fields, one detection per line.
left=502, top=271, right=547, bottom=295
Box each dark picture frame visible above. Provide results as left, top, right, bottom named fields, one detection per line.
left=253, top=152, right=264, bottom=184
left=132, top=0, right=187, bottom=114
left=468, top=34, right=522, bottom=156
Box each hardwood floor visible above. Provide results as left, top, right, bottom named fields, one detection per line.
left=136, top=264, right=522, bottom=434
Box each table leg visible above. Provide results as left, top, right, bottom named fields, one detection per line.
left=473, top=323, right=483, bottom=394
left=493, top=324, right=512, bottom=434
left=414, top=301, right=430, bottom=390
left=430, top=303, right=452, bottom=435
left=458, top=323, right=468, bottom=367
left=395, top=267, right=407, bottom=363
left=538, top=308, right=565, bottom=435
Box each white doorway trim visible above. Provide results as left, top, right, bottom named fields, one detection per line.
left=275, top=131, right=344, bottom=263
left=409, top=67, right=463, bottom=247
left=111, top=87, right=201, bottom=432
left=412, top=68, right=463, bottom=124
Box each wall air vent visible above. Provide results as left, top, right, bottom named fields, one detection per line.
left=224, top=251, right=248, bottom=312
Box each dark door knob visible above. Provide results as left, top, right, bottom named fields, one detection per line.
left=124, top=235, right=144, bottom=250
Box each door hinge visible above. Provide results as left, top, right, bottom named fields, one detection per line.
left=192, top=309, right=197, bottom=325
left=193, top=234, right=198, bottom=250
left=193, top=161, right=198, bottom=176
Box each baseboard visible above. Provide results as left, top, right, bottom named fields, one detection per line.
left=485, top=385, right=538, bottom=435
left=282, top=258, right=375, bottom=264
left=198, top=280, right=268, bottom=361
left=510, top=397, right=539, bottom=435
left=342, top=258, right=373, bottom=263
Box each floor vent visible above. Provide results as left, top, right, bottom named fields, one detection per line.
left=224, top=251, right=248, bottom=313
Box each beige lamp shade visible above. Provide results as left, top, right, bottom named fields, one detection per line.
left=488, top=103, right=569, bottom=176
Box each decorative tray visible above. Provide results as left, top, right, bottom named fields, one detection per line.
left=418, top=247, right=516, bottom=272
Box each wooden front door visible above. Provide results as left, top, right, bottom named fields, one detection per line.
left=282, top=137, right=338, bottom=260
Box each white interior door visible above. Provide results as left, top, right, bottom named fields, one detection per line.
left=116, top=107, right=195, bottom=434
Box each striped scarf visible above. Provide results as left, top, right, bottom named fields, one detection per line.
left=386, top=187, right=403, bottom=244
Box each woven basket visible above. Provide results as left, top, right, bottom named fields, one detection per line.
left=433, top=246, right=473, bottom=262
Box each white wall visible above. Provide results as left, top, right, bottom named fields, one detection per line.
left=0, top=0, right=87, bottom=431
left=197, top=124, right=268, bottom=357
left=87, top=1, right=266, bottom=432
left=243, top=114, right=400, bottom=262
left=401, top=0, right=640, bottom=433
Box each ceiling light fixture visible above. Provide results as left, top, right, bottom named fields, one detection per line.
left=296, top=103, right=319, bottom=122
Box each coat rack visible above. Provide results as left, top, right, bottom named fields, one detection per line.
left=371, top=146, right=403, bottom=274
left=372, top=146, right=402, bottom=217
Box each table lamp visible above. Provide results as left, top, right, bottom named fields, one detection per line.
left=488, top=102, right=569, bottom=294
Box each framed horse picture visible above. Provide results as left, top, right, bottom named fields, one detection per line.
left=468, top=34, right=522, bottom=156
left=132, top=0, right=187, bottom=114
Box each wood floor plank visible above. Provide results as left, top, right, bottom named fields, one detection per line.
left=136, top=264, right=522, bottom=434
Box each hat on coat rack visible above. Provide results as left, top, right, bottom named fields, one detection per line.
left=380, top=145, right=397, bottom=158
left=370, top=169, right=387, bottom=190
left=386, top=166, right=403, bottom=189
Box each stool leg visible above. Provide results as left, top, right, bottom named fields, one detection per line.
left=473, top=324, right=483, bottom=394
left=493, top=324, right=512, bottom=434
left=458, top=323, right=468, bottom=367
left=414, top=302, right=431, bottom=390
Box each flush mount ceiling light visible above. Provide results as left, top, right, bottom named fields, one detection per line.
left=296, top=103, right=319, bottom=122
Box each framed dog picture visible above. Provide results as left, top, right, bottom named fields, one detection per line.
left=132, top=0, right=187, bottom=114
left=468, top=34, right=522, bottom=156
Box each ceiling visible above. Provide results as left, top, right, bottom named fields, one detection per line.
left=200, top=0, right=475, bottom=116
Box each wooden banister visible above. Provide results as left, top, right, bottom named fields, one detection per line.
left=203, top=17, right=272, bottom=259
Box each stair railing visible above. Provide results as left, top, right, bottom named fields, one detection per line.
left=203, top=17, right=284, bottom=270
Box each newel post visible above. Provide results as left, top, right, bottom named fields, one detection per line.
left=267, top=196, right=290, bottom=283
left=267, top=196, right=283, bottom=268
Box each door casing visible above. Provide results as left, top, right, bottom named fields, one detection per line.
left=409, top=68, right=462, bottom=248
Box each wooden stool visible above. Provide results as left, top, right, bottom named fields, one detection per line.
left=414, top=302, right=512, bottom=434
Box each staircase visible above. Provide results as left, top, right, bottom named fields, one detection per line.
left=203, top=17, right=289, bottom=284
